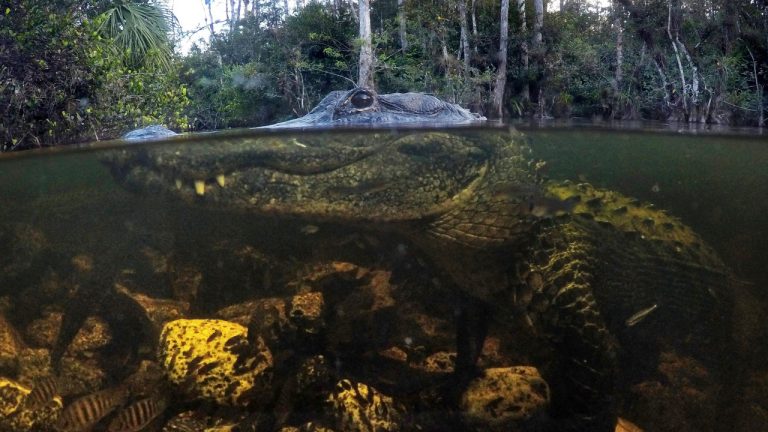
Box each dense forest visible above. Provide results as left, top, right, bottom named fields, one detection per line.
left=1, top=0, right=766, bottom=150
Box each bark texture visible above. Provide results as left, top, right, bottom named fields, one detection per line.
left=358, top=0, right=374, bottom=88
left=492, top=0, right=510, bottom=117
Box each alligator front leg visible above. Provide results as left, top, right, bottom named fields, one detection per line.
left=52, top=256, right=155, bottom=378
left=455, top=293, right=489, bottom=378
left=529, top=224, right=618, bottom=431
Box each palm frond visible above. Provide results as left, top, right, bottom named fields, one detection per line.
left=100, top=1, right=175, bottom=70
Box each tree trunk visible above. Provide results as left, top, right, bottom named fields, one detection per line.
left=747, top=46, right=765, bottom=127
left=722, top=0, right=737, bottom=55
left=229, top=0, right=236, bottom=31
left=350, top=0, right=359, bottom=21
left=471, top=0, right=478, bottom=37
left=533, top=0, right=543, bottom=49
left=204, top=0, right=215, bottom=36
left=678, top=41, right=702, bottom=121
left=667, top=0, right=689, bottom=121
left=518, top=0, right=529, bottom=102
left=764, top=2, right=768, bottom=51
left=284, top=0, right=290, bottom=18
left=532, top=0, right=543, bottom=112
left=613, top=0, right=623, bottom=117
left=358, top=0, right=374, bottom=88
left=398, top=0, right=408, bottom=51
left=653, top=57, right=671, bottom=112
left=458, top=0, right=471, bottom=73
left=492, top=0, right=510, bottom=118
left=614, top=6, right=622, bottom=88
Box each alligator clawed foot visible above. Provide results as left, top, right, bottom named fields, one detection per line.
left=52, top=272, right=155, bottom=379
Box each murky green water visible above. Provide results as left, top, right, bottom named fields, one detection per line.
left=0, top=127, right=766, bottom=432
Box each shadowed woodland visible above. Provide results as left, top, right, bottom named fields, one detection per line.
left=1, top=0, right=766, bottom=150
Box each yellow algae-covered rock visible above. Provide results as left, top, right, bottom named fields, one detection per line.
left=10, top=399, right=63, bottom=432
left=615, top=417, right=644, bottom=432
left=161, top=410, right=209, bottom=431
left=326, top=379, right=406, bottom=432
left=289, top=291, right=325, bottom=334
left=157, top=319, right=272, bottom=407
left=0, top=312, right=26, bottom=373
left=0, top=377, right=30, bottom=417
left=0, top=376, right=62, bottom=431
left=460, top=366, right=550, bottom=431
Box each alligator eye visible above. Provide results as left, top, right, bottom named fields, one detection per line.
left=350, top=91, right=374, bottom=109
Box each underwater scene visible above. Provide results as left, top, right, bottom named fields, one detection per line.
left=0, top=127, right=766, bottom=432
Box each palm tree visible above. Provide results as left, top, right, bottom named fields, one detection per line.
left=99, top=0, right=176, bottom=70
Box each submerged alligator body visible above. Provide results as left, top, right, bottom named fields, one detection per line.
left=102, top=129, right=734, bottom=430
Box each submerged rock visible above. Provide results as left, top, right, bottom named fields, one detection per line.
left=616, top=417, right=644, bottom=432
left=0, top=377, right=28, bottom=417
left=460, top=366, right=550, bottom=431
left=627, top=351, right=718, bottom=432
left=326, top=379, right=407, bottom=432
left=0, top=312, right=25, bottom=374
left=157, top=319, right=273, bottom=407
left=0, top=376, right=61, bottom=431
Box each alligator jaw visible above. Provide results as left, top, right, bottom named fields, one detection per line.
left=104, top=131, right=498, bottom=223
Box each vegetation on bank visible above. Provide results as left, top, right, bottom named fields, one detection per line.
left=1, top=0, right=766, bottom=151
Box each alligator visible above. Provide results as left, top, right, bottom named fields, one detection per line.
left=99, top=127, right=735, bottom=431
left=119, top=87, right=484, bottom=140
left=266, top=87, right=485, bottom=128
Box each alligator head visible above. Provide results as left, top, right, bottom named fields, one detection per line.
left=105, top=129, right=537, bottom=250
left=266, top=88, right=486, bottom=128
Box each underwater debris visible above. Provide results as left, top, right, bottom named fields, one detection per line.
left=301, top=225, right=320, bottom=235
left=625, top=304, right=659, bottom=327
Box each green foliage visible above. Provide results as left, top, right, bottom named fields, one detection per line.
left=2, top=0, right=767, bottom=150
left=539, top=10, right=613, bottom=117
left=1, top=1, right=99, bottom=149
left=88, top=45, right=189, bottom=135
left=0, top=0, right=188, bottom=151
left=182, top=2, right=356, bottom=129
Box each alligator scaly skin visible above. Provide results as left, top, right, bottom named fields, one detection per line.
left=430, top=179, right=732, bottom=430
